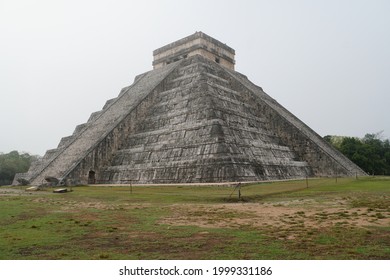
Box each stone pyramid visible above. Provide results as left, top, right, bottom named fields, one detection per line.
left=15, top=32, right=366, bottom=186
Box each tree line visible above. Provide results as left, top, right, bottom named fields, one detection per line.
left=0, top=151, right=40, bottom=185
left=324, top=132, right=390, bottom=176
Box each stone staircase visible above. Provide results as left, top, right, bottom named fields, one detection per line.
left=29, top=61, right=180, bottom=185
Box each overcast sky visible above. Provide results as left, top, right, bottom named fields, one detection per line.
left=1, top=0, right=389, bottom=156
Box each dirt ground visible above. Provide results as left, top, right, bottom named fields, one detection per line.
left=160, top=199, right=390, bottom=239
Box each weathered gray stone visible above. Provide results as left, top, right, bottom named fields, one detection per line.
left=53, top=188, right=68, bottom=193
left=17, top=178, right=30, bottom=186
left=26, top=186, right=39, bottom=191
left=17, top=32, right=366, bottom=186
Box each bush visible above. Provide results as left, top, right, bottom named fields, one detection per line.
left=0, top=151, right=39, bottom=185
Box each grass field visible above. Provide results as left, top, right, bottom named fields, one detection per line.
left=0, top=177, right=389, bottom=260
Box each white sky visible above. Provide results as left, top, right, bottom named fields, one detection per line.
left=1, top=0, right=389, bottom=155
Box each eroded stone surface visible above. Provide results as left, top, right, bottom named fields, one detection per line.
left=16, top=33, right=366, bottom=186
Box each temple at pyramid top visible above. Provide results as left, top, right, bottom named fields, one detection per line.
left=153, top=31, right=236, bottom=70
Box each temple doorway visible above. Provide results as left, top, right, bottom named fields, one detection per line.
left=88, top=170, right=96, bottom=184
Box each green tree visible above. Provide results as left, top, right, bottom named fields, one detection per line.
left=332, top=132, right=390, bottom=176
left=0, top=151, right=38, bottom=185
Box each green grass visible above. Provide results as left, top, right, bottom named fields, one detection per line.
left=0, top=176, right=389, bottom=259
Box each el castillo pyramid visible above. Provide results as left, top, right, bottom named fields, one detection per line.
left=15, top=32, right=366, bottom=186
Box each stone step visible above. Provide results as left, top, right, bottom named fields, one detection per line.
left=73, top=123, right=87, bottom=135
left=87, top=111, right=103, bottom=122
left=102, top=97, right=117, bottom=110
left=57, top=135, right=74, bottom=149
